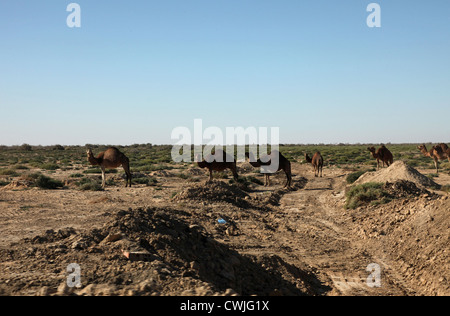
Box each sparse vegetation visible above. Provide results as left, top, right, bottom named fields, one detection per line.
left=76, top=178, right=103, bottom=191
left=0, top=168, right=19, bottom=177
left=346, top=170, right=367, bottom=184
left=442, top=185, right=450, bottom=194
left=345, top=182, right=390, bottom=210
left=35, top=175, right=64, bottom=190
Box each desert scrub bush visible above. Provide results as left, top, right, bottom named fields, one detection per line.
left=0, top=180, right=10, bottom=187
left=35, top=175, right=64, bottom=189
left=346, top=171, right=367, bottom=184
left=39, top=163, right=60, bottom=171
left=345, top=182, right=390, bottom=210
left=132, top=176, right=157, bottom=186
left=76, top=178, right=103, bottom=191
left=13, top=164, right=29, bottom=170
left=69, top=173, right=84, bottom=178
left=0, top=169, right=19, bottom=177
left=442, top=185, right=450, bottom=194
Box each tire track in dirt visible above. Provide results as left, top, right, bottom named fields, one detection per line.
left=276, top=169, right=410, bottom=295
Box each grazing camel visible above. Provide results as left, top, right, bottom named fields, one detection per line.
left=195, top=149, right=238, bottom=181
left=86, top=147, right=132, bottom=188
left=367, top=145, right=394, bottom=169
left=245, top=150, right=292, bottom=188
left=437, top=143, right=450, bottom=157
left=305, top=152, right=323, bottom=177
left=417, top=144, right=449, bottom=174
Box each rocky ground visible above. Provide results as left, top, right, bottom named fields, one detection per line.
left=0, top=162, right=448, bottom=296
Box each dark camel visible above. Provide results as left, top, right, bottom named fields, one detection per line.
left=86, top=147, right=132, bottom=188
left=305, top=152, right=323, bottom=177
left=196, top=149, right=238, bottom=181
left=245, top=150, right=292, bottom=188
left=367, top=145, right=394, bottom=169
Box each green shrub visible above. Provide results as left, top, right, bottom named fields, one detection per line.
left=346, top=170, right=367, bottom=184
left=0, top=169, right=19, bottom=176
left=35, top=175, right=63, bottom=189
left=345, top=182, right=390, bottom=210
left=77, top=178, right=103, bottom=191
left=442, top=185, right=450, bottom=194
left=70, top=173, right=84, bottom=178
left=39, top=163, right=59, bottom=171
left=13, top=165, right=29, bottom=170
left=132, top=176, right=157, bottom=186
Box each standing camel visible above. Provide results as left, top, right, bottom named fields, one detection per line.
left=86, top=147, right=132, bottom=188
left=367, top=145, right=394, bottom=169
left=417, top=144, right=449, bottom=174
left=245, top=150, right=292, bottom=188
left=195, top=149, right=238, bottom=182
left=305, top=152, right=323, bottom=177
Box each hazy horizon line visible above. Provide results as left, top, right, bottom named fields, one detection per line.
left=1, top=141, right=449, bottom=148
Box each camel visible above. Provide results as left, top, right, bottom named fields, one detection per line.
left=367, top=145, right=394, bottom=169
left=305, top=152, right=323, bottom=177
left=417, top=144, right=449, bottom=174
left=437, top=143, right=450, bottom=157
left=245, top=150, right=292, bottom=188
left=195, top=149, right=238, bottom=181
left=86, top=147, right=132, bottom=188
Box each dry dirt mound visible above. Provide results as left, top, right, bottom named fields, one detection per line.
left=348, top=196, right=450, bottom=295
left=383, top=180, right=437, bottom=200
left=0, top=207, right=320, bottom=296
left=173, top=180, right=251, bottom=207
left=354, top=161, right=440, bottom=189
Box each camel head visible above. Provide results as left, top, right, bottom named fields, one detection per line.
left=304, top=153, right=312, bottom=163
left=417, top=144, right=427, bottom=152
left=195, top=154, right=207, bottom=168
left=367, top=147, right=376, bottom=153
left=86, top=148, right=93, bottom=158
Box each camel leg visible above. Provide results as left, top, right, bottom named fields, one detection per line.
left=101, top=167, right=106, bottom=189
left=320, top=166, right=323, bottom=178
left=435, top=159, right=439, bottom=174
left=209, top=169, right=213, bottom=181
left=284, top=171, right=291, bottom=188
left=232, top=166, right=238, bottom=181
left=123, top=164, right=132, bottom=187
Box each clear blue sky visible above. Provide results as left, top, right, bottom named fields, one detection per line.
left=1, top=1, right=449, bottom=145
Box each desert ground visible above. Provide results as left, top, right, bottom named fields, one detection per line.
left=0, top=145, right=448, bottom=296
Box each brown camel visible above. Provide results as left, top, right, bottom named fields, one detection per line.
left=305, top=152, right=323, bottom=177
left=86, top=147, right=132, bottom=188
left=367, top=145, right=394, bottom=169
left=437, top=143, right=450, bottom=157
left=245, top=150, right=292, bottom=188
left=417, top=144, right=449, bottom=174
left=195, top=149, right=238, bottom=181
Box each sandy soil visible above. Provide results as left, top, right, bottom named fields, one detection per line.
left=0, top=162, right=448, bottom=296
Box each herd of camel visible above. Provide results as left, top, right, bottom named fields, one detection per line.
left=86, top=143, right=450, bottom=189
